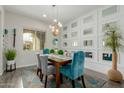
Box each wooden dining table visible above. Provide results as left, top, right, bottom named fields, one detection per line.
left=48, top=55, right=72, bottom=88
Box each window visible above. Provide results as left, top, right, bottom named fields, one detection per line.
left=23, top=29, right=45, bottom=51
left=102, top=6, right=118, bottom=17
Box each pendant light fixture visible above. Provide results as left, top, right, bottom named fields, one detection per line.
left=49, top=5, right=62, bottom=36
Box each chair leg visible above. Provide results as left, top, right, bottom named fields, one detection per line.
left=37, top=68, right=39, bottom=76
left=41, top=74, right=44, bottom=81
left=37, top=68, right=41, bottom=76
left=78, top=77, right=81, bottom=80
left=65, top=76, right=68, bottom=80
left=81, top=75, right=86, bottom=88
left=44, top=75, right=48, bottom=88
left=40, top=70, right=43, bottom=81
left=60, top=74, right=63, bottom=84
left=72, top=80, right=75, bottom=88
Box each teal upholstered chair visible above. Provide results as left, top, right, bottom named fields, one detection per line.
left=60, top=51, right=86, bottom=88
left=43, top=48, right=50, bottom=54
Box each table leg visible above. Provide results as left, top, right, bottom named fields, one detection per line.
left=55, top=63, right=60, bottom=88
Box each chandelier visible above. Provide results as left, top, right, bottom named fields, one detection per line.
left=49, top=5, right=62, bottom=36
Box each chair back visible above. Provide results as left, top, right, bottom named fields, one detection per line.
left=39, top=55, right=48, bottom=75
left=36, top=53, right=41, bottom=69
left=71, top=51, right=85, bottom=78
left=43, top=48, right=50, bottom=54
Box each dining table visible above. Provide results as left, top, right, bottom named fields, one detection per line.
left=48, top=54, right=72, bottom=88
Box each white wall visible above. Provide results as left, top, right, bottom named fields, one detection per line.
left=0, top=6, right=4, bottom=75
left=45, top=29, right=61, bottom=49
left=60, top=5, right=124, bottom=78
left=4, top=11, right=49, bottom=69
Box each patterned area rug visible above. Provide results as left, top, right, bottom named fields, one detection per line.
left=22, top=66, right=106, bottom=88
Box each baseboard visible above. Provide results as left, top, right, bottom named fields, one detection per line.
left=85, top=62, right=124, bottom=79
left=16, top=63, right=37, bottom=69
left=1, top=64, right=37, bottom=75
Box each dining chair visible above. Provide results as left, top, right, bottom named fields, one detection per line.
left=43, top=48, right=54, bottom=65
left=60, top=51, right=86, bottom=88
left=43, top=48, right=50, bottom=54
left=40, top=55, right=55, bottom=88
left=36, top=53, right=42, bottom=80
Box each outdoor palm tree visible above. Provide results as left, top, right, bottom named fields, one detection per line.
left=104, top=24, right=123, bottom=81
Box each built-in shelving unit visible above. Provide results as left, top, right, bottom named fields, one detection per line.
left=61, top=25, right=70, bottom=50
left=98, top=5, right=120, bottom=64
left=60, top=5, right=124, bottom=68
left=61, top=18, right=81, bottom=51
left=81, top=10, right=98, bottom=62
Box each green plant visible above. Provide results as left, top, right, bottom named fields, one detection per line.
left=58, top=50, right=64, bottom=55
left=104, top=24, right=123, bottom=52
left=50, top=49, right=55, bottom=54
left=104, top=24, right=124, bottom=81
left=5, top=49, right=16, bottom=61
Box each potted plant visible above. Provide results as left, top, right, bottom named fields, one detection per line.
left=50, top=49, right=55, bottom=54
left=58, top=50, right=64, bottom=55
left=5, top=49, right=16, bottom=65
left=104, top=24, right=123, bottom=81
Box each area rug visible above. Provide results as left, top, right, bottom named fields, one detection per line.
left=22, top=66, right=106, bottom=88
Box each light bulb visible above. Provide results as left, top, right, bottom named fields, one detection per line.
left=54, top=19, right=57, bottom=23
left=59, top=24, right=62, bottom=27
left=52, top=26, right=55, bottom=29
left=42, top=14, right=47, bottom=18
left=56, top=29, right=59, bottom=32
left=58, top=22, right=62, bottom=27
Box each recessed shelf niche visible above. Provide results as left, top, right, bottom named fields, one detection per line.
left=102, top=53, right=112, bottom=61
left=83, top=40, right=93, bottom=46
left=85, top=52, right=93, bottom=58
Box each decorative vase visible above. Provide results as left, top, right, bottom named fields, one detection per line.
left=108, top=52, right=123, bottom=81
left=7, top=60, right=15, bottom=65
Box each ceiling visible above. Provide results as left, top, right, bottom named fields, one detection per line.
left=4, top=5, right=102, bottom=25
